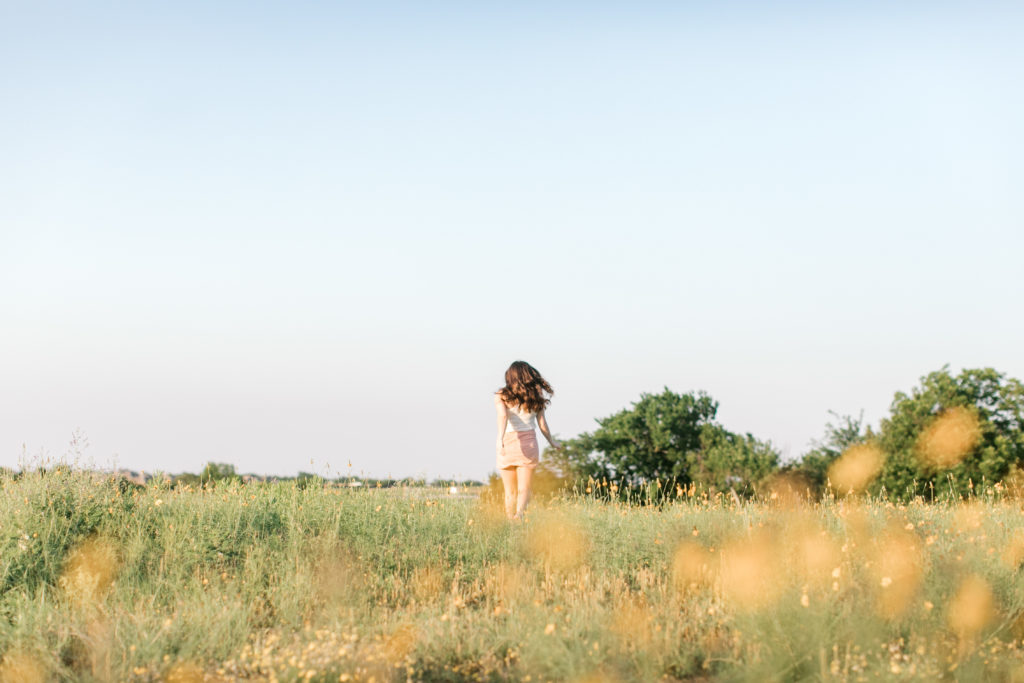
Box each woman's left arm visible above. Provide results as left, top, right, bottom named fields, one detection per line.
left=537, top=410, right=560, bottom=449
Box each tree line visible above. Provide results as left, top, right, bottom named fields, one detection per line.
left=543, top=366, right=1024, bottom=501
left=169, top=464, right=483, bottom=489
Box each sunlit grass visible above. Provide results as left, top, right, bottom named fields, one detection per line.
left=3, top=468, right=1024, bottom=681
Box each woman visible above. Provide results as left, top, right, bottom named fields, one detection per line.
left=494, top=360, right=560, bottom=519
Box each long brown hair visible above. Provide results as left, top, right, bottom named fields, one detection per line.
left=497, top=361, right=553, bottom=414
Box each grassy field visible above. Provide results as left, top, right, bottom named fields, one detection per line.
left=3, top=469, right=1024, bottom=682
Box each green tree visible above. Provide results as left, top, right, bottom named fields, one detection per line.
left=200, top=462, right=241, bottom=486
left=873, top=367, right=1024, bottom=499
left=544, top=432, right=601, bottom=479
left=171, top=472, right=201, bottom=489
left=295, top=472, right=323, bottom=490
left=553, top=388, right=778, bottom=494
left=692, top=428, right=780, bottom=493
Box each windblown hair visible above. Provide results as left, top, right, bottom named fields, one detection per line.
left=497, top=361, right=553, bottom=414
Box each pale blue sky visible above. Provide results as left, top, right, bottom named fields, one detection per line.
left=2, top=1, right=1022, bottom=480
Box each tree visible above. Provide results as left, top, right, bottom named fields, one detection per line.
left=295, top=472, right=323, bottom=489
left=555, top=388, right=716, bottom=484
left=553, top=388, right=779, bottom=494
left=200, top=462, right=241, bottom=486
left=873, top=367, right=1024, bottom=499
left=692, top=428, right=780, bottom=493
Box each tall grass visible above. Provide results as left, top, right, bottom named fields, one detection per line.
left=2, top=468, right=1024, bottom=681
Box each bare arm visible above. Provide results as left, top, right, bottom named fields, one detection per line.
left=537, top=410, right=560, bottom=449
left=494, top=394, right=508, bottom=451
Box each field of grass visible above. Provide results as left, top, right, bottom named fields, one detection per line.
left=3, top=469, right=1024, bottom=682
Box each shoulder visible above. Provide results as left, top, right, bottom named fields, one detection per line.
left=493, top=393, right=506, bottom=406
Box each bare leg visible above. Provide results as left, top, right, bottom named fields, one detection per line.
left=499, top=468, right=518, bottom=519
left=515, top=467, right=534, bottom=518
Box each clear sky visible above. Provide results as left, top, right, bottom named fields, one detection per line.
left=2, top=1, right=1022, bottom=481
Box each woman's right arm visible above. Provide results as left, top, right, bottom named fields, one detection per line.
left=537, top=410, right=560, bottom=449
left=494, top=394, right=508, bottom=452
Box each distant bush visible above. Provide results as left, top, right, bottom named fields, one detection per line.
left=549, top=388, right=778, bottom=498
left=874, top=367, right=1024, bottom=499
left=295, top=472, right=323, bottom=490
left=200, top=462, right=241, bottom=486
left=788, top=367, right=1024, bottom=501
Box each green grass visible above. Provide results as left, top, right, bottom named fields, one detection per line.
left=2, top=468, right=1024, bottom=682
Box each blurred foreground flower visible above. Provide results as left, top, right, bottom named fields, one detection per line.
left=718, top=529, right=780, bottom=610
left=871, top=525, right=923, bottom=620
left=947, top=575, right=994, bottom=642
left=763, top=471, right=812, bottom=507
left=789, top=520, right=841, bottom=588
left=524, top=514, right=587, bottom=572
left=671, top=539, right=713, bottom=593
left=59, top=537, right=120, bottom=607
left=384, top=623, right=418, bottom=663
left=486, top=562, right=533, bottom=605
left=829, top=444, right=884, bottom=494
left=165, top=662, right=204, bottom=683
left=0, top=650, right=46, bottom=683
left=573, top=671, right=622, bottom=683
left=408, top=564, right=444, bottom=604
left=1003, top=531, right=1024, bottom=569
left=610, top=597, right=655, bottom=649
left=313, top=551, right=365, bottom=614
left=917, top=406, right=982, bottom=468
left=953, top=503, right=984, bottom=534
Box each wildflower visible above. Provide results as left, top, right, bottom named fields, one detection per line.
left=947, top=575, right=994, bottom=640
left=829, top=444, right=885, bottom=493
left=60, top=537, right=120, bottom=606
left=0, top=650, right=47, bottom=683
left=524, top=515, right=587, bottom=571
left=917, top=407, right=981, bottom=468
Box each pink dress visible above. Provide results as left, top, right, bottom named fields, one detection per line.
left=496, top=397, right=540, bottom=470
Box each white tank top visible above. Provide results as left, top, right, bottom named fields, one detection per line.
left=505, top=403, right=537, bottom=432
